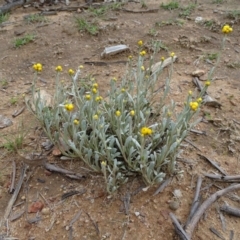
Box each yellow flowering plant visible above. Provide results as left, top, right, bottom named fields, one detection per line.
left=28, top=28, right=229, bottom=193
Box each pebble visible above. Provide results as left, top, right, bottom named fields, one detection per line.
left=169, top=200, right=180, bottom=211
left=41, top=207, right=50, bottom=215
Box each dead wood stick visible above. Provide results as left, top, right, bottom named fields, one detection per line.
left=169, top=213, right=190, bottom=240
left=69, top=211, right=82, bottom=240
left=190, top=129, right=206, bottom=135
left=229, top=230, right=234, bottom=240
left=184, top=138, right=201, bottom=152
left=198, top=154, right=227, bottom=175
left=204, top=173, right=240, bottom=182
left=85, top=212, right=100, bottom=235
left=185, top=176, right=202, bottom=226
left=0, top=0, right=24, bottom=14
left=220, top=204, right=240, bottom=217
left=121, top=8, right=159, bottom=13
left=209, top=227, right=225, bottom=240
left=12, top=106, right=25, bottom=118
left=44, top=163, right=85, bottom=178
left=9, top=160, right=16, bottom=194
left=185, top=184, right=240, bottom=238
left=153, top=177, right=172, bottom=196
left=4, top=164, right=27, bottom=221
left=192, top=77, right=204, bottom=92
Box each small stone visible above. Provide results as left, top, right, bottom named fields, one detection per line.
left=21, top=196, right=26, bottom=200
left=0, top=115, right=13, bottom=129
left=41, top=207, right=50, bottom=215
left=66, top=226, right=69, bottom=231
left=134, top=212, right=140, bottom=217
left=173, top=189, right=182, bottom=198
left=169, top=201, right=180, bottom=211
left=191, top=69, right=206, bottom=77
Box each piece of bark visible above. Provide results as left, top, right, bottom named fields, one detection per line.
left=9, top=160, right=16, bottom=194
left=204, top=173, right=240, bottom=182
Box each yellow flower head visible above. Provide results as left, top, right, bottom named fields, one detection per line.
left=115, top=110, right=121, bottom=117
left=73, top=119, right=79, bottom=125
left=141, top=127, right=153, bottom=136
left=121, top=88, right=126, bottom=93
left=65, top=103, right=74, bottom=111
left=85, top=94, right=91, bottom=100
left=138, top=40, right=143, bottom=46
left=197, top=97, right=202, bottom=103
left=167, top=111, right=172, bottom=117
left=93, top=114, right=99, bottom=120
left=189, top=101, right=199, bottom=111
left=55, top=65, right=63, bottom=72
left=170, top=52, right=175, bottom=57
left=92, top=88, right=97, bottom=94
left=112, top=77, right=117, bottom=82
left=140, top=50, right=146, bottom=56
left=161, top=57, right=165, bottom=61
left=95, top=96, right=103, bottom=102
left=79, top=65, right=84, bottom=69
left=205, top=80, right=211, bottom=86
left=188, top=90, right=193, bottom=96
left=92, top=83, right=98, bottom=89
left=128, top=55, right=133, bottom=60
left=101, top=161, right=107, bottom=166
left=33, top=63, right=42, bottom=72
left=68, top=69, right=75, bottom=75
left=130, top=110, right=135, bottom=116
left=141, top=66, right=145, bottom=71
left=222, top=25, right=233, bottom=34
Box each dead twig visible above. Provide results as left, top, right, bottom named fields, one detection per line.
left=121, top=8, right=159, bottom=13
left=69, top=211, right=82, bottom=240
left=198, top=154, right=227, bottom=175
left=209, top=227, right=225, bottom=240
left=184, top=138, right=202, bottom=152
left=12, top=106, right=25, bottom=118
left=220, top=204, right=240, bottom=217
left=185, top=184, right=240, bottom=238
left=9, top=160, right=16, bottom=194
left=122, top=192, right=131, bottom=215
left=185, top=176, right=202, bottom=226
left=153, top=177, right=172, bottom=196
left=44, top=163, right=85, bottom=179
left=4, top=164, right=27, bottom=221
left=85, top=211, right=100, bottom=236
left=169, top=213, right=190, bottom=240
left=204, top=173, right=240, bottom=182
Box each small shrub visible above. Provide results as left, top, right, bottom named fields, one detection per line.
left=75, top=18, right=99, bottom=35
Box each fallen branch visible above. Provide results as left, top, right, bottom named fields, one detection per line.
left=69, top=211, right=82, bottom=240
left=0, top=0, right=24, bottom=14
left=169, top=213, right=190, bottom=240
left=121, top=8, right=159, bottom=13
left=4, top=164, right=27, bottom=221
left=185, top=176, right=202, bottom=226
left=185, top=184, right=240, bottom=238
left=44, top=163, right=86, bottom=179
left=9, top=160, right=16, bottom=194
left=153, top=177, right=172, bottom=196
left=198, top=154, right=227, bottom=175
left=220, top=204, right=240, bottom=217
left=204, top=173, right=240, bottom=182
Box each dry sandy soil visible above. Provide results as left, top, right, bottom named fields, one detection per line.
left=0, top=0, right=240, bottom=239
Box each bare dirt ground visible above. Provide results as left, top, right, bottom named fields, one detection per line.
left=0, top=0, right=240, bottom=239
